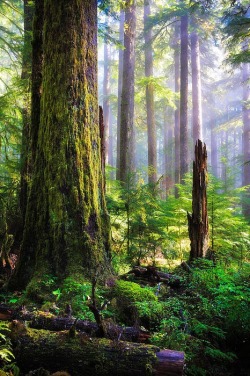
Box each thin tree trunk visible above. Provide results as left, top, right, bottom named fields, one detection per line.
left=210, top=118, right=218, bottom=178
left=174, top=22, right=180, bottom=195
left=116, top=10, right=125, bottom=180
left=119, top=0, right=136, bottom=184
left=109, top=111, right=114, bottom=168
left=20, top=0, right=33, bottom=221
left=180, top=12, right=189, bottom=183
left=144, top=0, right=157, bottom=185
left=103, top=20, right=110, bottom=165
left=188, top=140, right=209, bottom=260
left=242, top=62, right=250, bottom=220
left=164, top=108, right=174, bottom=196
left=191, top=27, right=202, bottom=143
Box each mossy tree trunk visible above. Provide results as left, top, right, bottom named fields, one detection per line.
left=188, top=140, right=209, bottom=260
left=10, top=0, right=111, bottom=290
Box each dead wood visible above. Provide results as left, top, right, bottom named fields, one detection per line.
left=122, top=266, right=181, bottom=287
left=9, top=323, right=185, bottom=376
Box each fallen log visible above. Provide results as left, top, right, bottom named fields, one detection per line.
left=0, top=305, right=149, bottom=342
left=10, top=324, right=185, bottom=376
left=122, top=266, right=181, bottom=287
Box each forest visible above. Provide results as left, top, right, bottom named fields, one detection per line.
left=0, top=0, right=249, bottom=375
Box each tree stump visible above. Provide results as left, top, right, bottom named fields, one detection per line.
left=188, top=140, right=209, bottom=259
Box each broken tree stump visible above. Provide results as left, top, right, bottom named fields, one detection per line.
left=10, top=325, right=185, bottom=376
left=187, top=140, right=209, bottom=260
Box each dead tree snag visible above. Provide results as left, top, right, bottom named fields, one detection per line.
left=188, top=140, right=209, bottom=260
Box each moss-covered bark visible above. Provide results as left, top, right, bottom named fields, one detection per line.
left=10, top=0, right=111, bottom=289
left=10, top=325, right=184, bottom=376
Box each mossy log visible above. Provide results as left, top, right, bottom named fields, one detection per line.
left=0, top=306, right=149, bottom=342
left=10, top=325, right=184, bottom=376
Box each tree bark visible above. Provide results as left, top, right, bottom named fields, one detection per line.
left=9, top=0, right=111, bottom=290
left=188, top=140, right=209, bottom=260
left=180, top=11, right=189, bottom=183
left=144, top=0, right=157, bottom=185
left=10, top=325, right=185, bottom=376
left=119, top=0, right=136, bottom=184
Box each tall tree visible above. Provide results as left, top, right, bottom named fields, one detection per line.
left=242, top=61, right=250, bottom=219
left=191, top=20, right=202, bottom=143
left=116, top=9, right=125, bottom=180
left=144, top=0, right=157, bottom=185
left=20, top=0, right=34, bottom=221
left=10, top=0, right=111, bottom=290
left=179, top=8, right=189, bottom=182
left=119, top=0, right=136, bottom=183
left=174, top=22, right=180, bottom=195
left=103, top=25, right=111, bottom=165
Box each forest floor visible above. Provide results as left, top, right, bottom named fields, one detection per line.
left=0, top=261, right=249, bottom=375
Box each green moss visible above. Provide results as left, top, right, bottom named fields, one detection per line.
left=13, top=328, right=159, bottom=375
left=113, top=280, right=157, bottom=325
left=114, top=280, right=157, bottom=303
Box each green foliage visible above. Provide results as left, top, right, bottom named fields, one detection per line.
left=222, top=1, right=250, bottom=64
left=0, top=322, right=19, bottom=375
left=107, top=176, right=171, bottom=267
left=148, top=262, right=245, bottom=374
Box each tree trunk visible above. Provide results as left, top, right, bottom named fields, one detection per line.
left=144, top=0, right=157, bottom=185
left=242, top=62, right=250, bottom=220
left=180, top=11, right=189, bottom=183
left=210, top=117, right=218, bottom=178
left=188, top=140, right=209, bottom=260
left=116, top=9, right=125, bottom=180
left=103, top=21, right=110, bottom=165
left=191, top=26, right=202, bottom=143
left=174, top=22, right=180, bottom=196
left=164, top=108, right=174, bottom=196
left=10, top=326, right=185, bottom=376
left=20, top=0, right=33, bottom=221
left=119, top=0, right=136, bottom=184
left=10, top=0, right=111, bottom=290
